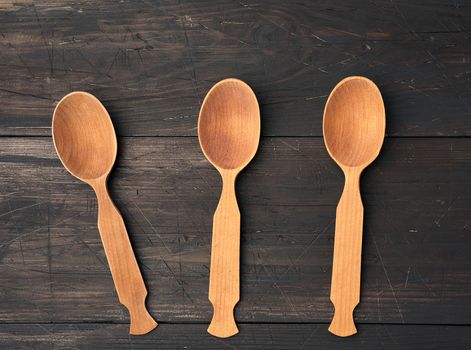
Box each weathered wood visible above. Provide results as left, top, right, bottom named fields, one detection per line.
left=1, top=0, right=469, bottom=346
left=0, top=137, right=470, bottom=325
left=0, top=323, right=469, bottom=349
left=0, top=0, right=470, bottom=136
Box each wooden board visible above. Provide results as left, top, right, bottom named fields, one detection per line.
left=0, top=323, right=469, bottom=349
left=1, top=0, right=470, bottom=347
left=0, top=0, right=470, bottom=136
left=0, top=137, right=470, bottom=325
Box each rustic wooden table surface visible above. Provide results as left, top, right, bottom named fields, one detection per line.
left=1, top=0, right=470, bottom=349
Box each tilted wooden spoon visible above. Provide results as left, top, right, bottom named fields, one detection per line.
left=52, top=92, right=157, bottom=335
left=198, top=78, right=260, bottom=338
left=323, top=77, right=385, bottom=337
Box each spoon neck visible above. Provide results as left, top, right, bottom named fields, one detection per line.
left=342, top=166, right=362, bottom=179
left=340, top=167, right=362, bottom=193
left=89, top=176, right=108, bottom=194
left=220, top=170, right=237, bottom=192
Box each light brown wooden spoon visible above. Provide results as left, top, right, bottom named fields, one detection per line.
left=323, top=76, right=385, bottom=337
left=52, top=91, right=157, bottom=335
left=198, top=78, right=260, bottom=338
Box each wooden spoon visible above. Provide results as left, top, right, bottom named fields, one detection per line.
left=323, top=76, right=385, bottom=337
left=198, top=78, right=260, bottom=338
left=52, top=91, right=157, bottom=335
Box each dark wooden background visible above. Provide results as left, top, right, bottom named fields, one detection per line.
left=1, top=0, right=470, bottom=348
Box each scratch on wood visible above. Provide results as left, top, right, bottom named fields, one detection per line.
left=372, top=234, right=405, bottom=323
left=404, top=266, right=411, bottom=289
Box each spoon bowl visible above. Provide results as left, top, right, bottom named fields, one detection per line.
left=199, top=78, right=260, bottom=171
left=52, top=92, right=117, bottom=182
left=324, top=76, right=385, bottom=168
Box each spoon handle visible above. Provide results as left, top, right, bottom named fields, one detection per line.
left=91, top=178, right=157, bottom=335
left=329, top=167, right=363, bottom=337
left=208, top=170, right=240, bottom=338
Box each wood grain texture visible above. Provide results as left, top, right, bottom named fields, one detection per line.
left=199, top=78, right=260, bottom=337
left=92, top=180, right=157, bottom=335
left=0, top=0, right=470, bottom=136
left=324, top=77, right=385, bottom=336
left=328, top=166, right=364, bottom=336
left=0, top=137, right=470, bottom=325
left=52, top=92, right=157, bottom=334
left=207, top=170, right=240, bottom=338
left=0, top=323, right=469, bottom=350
